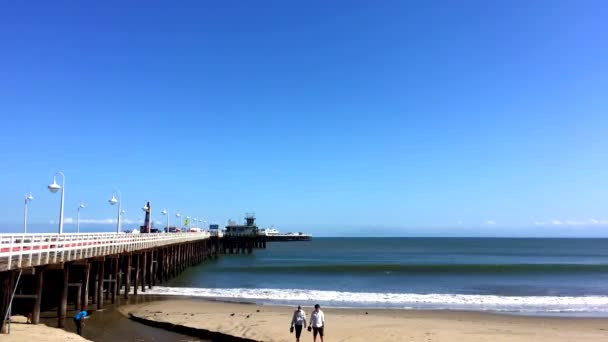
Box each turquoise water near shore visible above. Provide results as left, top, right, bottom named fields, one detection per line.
left=150, top=238, right=608, bottom=315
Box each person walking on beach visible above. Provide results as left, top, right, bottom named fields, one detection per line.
left=308, top=304, right=325, bottom=342
left=290, top=305, right=307, bottom=342
left=73, top=307, right=89, bottom=336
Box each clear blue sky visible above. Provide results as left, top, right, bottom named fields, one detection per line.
left=1, top=1, right=607, bottom=236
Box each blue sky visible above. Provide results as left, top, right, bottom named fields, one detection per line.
left=1, top=1, right=607, bottom=236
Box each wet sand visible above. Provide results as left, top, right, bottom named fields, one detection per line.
left=39, top=296, right=206, bottom=342
left=3, top=315, right=88, bottom=342
left=120, top=297, right=608, bottom=342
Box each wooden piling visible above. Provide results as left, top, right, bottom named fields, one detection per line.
left=148, top=251, right=153, bottom=289
left=92, top=262, right=98, bottom=305
left=116, top=257, right=122, bottom=300
left=82, top=263, right=90, bottom=310
left=111, top=257, right=118, bottom=304
left=32, top=268, right=43, bottom=324
left=141, top=252, right=147, bottom=293
left=96, top=260, right=104, bottom=310
left=58, top=264, right=69, bottom=328
left=124, top=254, right=131, bottom=299
left=0, top=271, right=15, bottom=333
left=74, top=283, right=81, bottom=311
left=133, top=254, right=139, bottom=296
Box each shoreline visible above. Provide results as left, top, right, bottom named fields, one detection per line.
left=119, top=296, right=608, bottom=342
left=135, top=286, right=608, bottom=318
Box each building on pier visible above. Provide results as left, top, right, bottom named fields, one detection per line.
left=225, top=213, right=258, bottom=236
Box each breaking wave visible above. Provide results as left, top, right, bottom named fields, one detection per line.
left=141, top=286, right=608, bottom=315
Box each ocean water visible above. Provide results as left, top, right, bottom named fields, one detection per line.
left=145, top=238, right=608, bottom=316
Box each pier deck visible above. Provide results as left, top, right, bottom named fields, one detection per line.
left=0, top=232, right=212, bottom=272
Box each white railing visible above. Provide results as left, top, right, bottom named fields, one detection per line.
left=0, top=232, right=210, bottom=271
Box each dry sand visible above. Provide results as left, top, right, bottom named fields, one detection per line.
left=2, top=315, right=90, bottom=342
left=119, top=298, right=608, bottom=342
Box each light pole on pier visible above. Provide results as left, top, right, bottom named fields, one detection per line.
left=77, top=202, right=85, bottom=233
left=194, top=217, right=198, bottom=229
left=186, top=216, right=190, bottom=230
left=48, top=172, right=65, bottom=234
left=162, top=208, right=169, bottom=230
left=161, top=209, right=169, bottom=232
left=176, top=211, right=182, bottom=230
left=23, top=192, right=33, bottom=234
left=109, top=191, right=122, bottom=233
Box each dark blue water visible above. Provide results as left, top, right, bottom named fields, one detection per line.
left=146, top=238, right=608, bottom=314
left=169, top=238, right=608, bottom=296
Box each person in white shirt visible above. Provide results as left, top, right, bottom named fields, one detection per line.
left=308, top=304, right=325, bottom=342
left=290, top=305, right=307, bottom=342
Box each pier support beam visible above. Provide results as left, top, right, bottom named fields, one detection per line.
left=0, top=271, right=16, bottom=334
left=148, top=251, right=154, bottom=289
left=32, top=268, right=43, bottom=324
left=124, top=254, right=131, bottom=299
left=82, top=263, right=90, bottom=310
left=111, top=257, right=118, bottom=304
left=96, top=260, right=104, bottom=310
left=141, top=252, right=147, bottom=293
left=57, top=264, right=69, bottom=328
left=92, top=263, right=98, bottom=305
left=133, top=254, right=139, bottom=296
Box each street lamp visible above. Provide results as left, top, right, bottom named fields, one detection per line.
left=193, top=217, right=198, bottom=228
left=161, top=208, right=169, bottom=232
left=23, top=192, right=33, bottom=234
left=77, top=202, right=85, bottom=233
left=48, top=172, right=65, bottom=234
left=109, top=191, right=122, bottom=233
left=176, top=211, right=182, bottom=229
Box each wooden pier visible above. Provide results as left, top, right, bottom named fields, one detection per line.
left=0, top=230, right=265, bottom=333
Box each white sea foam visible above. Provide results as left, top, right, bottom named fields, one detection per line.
left=140, top=286, right=608, bottom=314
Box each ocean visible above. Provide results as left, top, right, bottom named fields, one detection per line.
left=144, top=238, right=608, bottom=316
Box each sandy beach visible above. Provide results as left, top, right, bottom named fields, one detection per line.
left=3, top=316, right=89, bottom=342
left=119, top=298, right=608, bottom=342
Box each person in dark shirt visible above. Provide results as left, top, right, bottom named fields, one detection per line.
left=73, top=307, right=89, bottom=336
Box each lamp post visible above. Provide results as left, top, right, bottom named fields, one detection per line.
left=23, top=192, right=33, bottom=234
left=186, top=216, right=190, bottom=230
left=193, top=217, right=198, bottom=229
left=161, top=209, right=169, bottom=232
left=109, top=191, right=122, bottom=233
left=48, top=172, right=65, bottom=234
left=77, top=202, right=85, bottom=233
left=176, top=211, right=182, bottom=229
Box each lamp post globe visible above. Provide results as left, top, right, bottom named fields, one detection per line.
left=48, top=178, right=61, bottom=193
left=109, top=195, right=118, bottom=205
left=77, top=202, right=85, bottom=233
left=108, top=192, right=122, bottom=233
left=48, top=172, right=65, bottom=234
left=23, top=192, right=34, bottom=234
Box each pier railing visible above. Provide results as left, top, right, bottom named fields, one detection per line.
left=0, top=232, right=210, bottom=271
